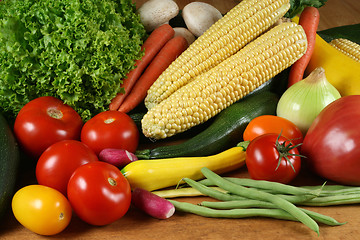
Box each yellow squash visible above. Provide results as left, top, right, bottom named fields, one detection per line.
left=305, top=34, right=360, bottom=96
left=121, top=147, right=246, bottom=191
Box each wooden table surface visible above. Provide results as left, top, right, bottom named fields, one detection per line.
left=2, top=0, right=360, bottom=239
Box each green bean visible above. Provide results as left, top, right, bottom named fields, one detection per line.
left=169, top=200, right=299, bottom=221
left=307, top=188, right=360, bottom=197
left=272, top=194, right=323, bottom=204
left=301, top=184, right=360, bottom=191
left=200, top=199, right=275, bottom=209
left=183, top=178, right=246, bottom=201
left=199, top=177, right=322, bottom=196
left=201, top=167, right=320, bottom=235
left=152, top=186, right=227, bottom=199
left=299, top=209, right=346, bottom=226
left=183, top=177, right=317, bottom=204
left=300, top=193, right=360, bottom=206
left=200, top=200, right=345, bottom=226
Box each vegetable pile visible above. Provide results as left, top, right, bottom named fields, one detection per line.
left=3, top=0, right=360, bottom=238
left=0, top=0, right=146, bottom=121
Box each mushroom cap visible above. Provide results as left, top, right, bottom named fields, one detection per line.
left=182, top=2, right=222, bottom=37
left=173, top=27, right=196, bottom=45
left=138, top=0, right=179, bottom=32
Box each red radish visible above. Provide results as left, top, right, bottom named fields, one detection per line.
left=288, top=7, right=320, bottom=87
left=109, top=24, right=175, bottom=111
left=131, top=188, right=175, bottom=219
left=99, top=148, right=137, bottom=168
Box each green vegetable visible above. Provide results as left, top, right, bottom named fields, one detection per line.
left=198, top=177, right=321, bottom=196
left=170, top=200, right=343, bottom=226
left=198, top=201, right=344, bottom=226
left=154, top=169, right=360, bottom=230
left=169, top=200, right=311, bottom=222
left=285, top=0, right=327, bottom=19
left=0, top=113, right=20, bottom=219
left=183, top=178, right=244, bottom=202
left=0, top=0, right=146, bottom=121
left=318, top=24, right=360, bottom=44
left=158, top=168, right=350, bottom=234
left=135, top=71, right=287, bottom=159
left=200, top=167, right=320, bottom=234
left=152, top=186, right=226, bottom=199
left=129, top=112, right=145, bottom=131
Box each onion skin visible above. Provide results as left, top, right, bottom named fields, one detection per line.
left=301, top=95, right=360, bottom=185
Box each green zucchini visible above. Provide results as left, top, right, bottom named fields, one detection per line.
left=318, top=24, right=360, bottom=44
left=129, top=112, right=145, bottom=130
left=136, top=90, right=280, bottom=159
left=0, top=113, right=20, bottom=219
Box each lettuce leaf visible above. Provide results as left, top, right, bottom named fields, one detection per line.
left=0, top=0, right=146, bottom=121
left=285, top=0, right=328, bottom=19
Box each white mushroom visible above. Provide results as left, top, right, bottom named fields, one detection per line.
left=182, top=2, right=223, bottom=37
left=137, top=0, right=179, bottom=32
left=173, top=27, right=196, bottom=45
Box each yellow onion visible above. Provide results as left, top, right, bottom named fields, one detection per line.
left=276, top=67, right=341, bottom=135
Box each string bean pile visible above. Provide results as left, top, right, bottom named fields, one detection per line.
left=152, top=167, right=359, bottom=235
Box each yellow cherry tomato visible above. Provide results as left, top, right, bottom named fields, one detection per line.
left=12, top=185, right=72, bottom=235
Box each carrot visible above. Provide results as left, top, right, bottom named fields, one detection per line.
left=287, top=7, right=320, bottom=87
left=109, top=24, right=175, bottom=110
left=118, top=36, right=189, bottom=113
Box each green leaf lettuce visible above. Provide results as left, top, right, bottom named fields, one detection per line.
left=0, top=0, right=146, bottom=121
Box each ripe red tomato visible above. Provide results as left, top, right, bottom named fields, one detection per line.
left=246, top=133, right=301, bottom=184
left=243, top=115, right=303, bottom=147
left=81, top=111, right=139, bottom=155
left=36, top=140, right=98, bottom=196
left=67, top=161, right=131, bottom=226
left=302, top=95, right=360, bottom=185
left=14, top=96, right=83, bottom=159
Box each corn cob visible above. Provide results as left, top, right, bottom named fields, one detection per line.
left=141, top=22, right=307, bottom=139
left=329, top=38, right=360, bottom=62
left=144, top=0, right=291, bottom=110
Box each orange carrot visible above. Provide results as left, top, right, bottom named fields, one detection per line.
left=109, top=24, right=175, bottom=110
left=287, top=7, right=320, bottom=87
left=118, top=36, right=189, bottom=113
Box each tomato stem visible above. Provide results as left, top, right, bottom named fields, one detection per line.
left=237, top=141, right=250, bottom=151
left=275, top=133, right=304, bottom=172
left=47, top=108, right=63, bottom=119
left=108, top=177, right=117, bottom=186
left=104, top=118, right=115, bottom=124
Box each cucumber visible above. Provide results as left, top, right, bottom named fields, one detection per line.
left=0, top=114, right=20, bottom=219
left=136, top=90, right=280, bottom=159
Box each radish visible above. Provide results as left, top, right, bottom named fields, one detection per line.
left=131, top=188, right=175, bottom=219
left=99, top=148, right=137, bottom=168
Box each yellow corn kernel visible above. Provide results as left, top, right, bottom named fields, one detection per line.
left=144, top=0, right=291, bottom=110
left=329, top=38, right=360, bottom=62
left=142, top=22, right=308, bottom=139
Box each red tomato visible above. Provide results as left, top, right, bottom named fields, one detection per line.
left=36, top=140, right=98, bottom=196
left=14, top=96, right=83, bottom=159
left=81, top=111, right=139, bottom=155
left=302, top=95, right=360, bottom=185
left=243, top=115, right=303, bottom=147
left=246, top=133, right=301, bottom=184
left=67, top=161, right=131, bottom=226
